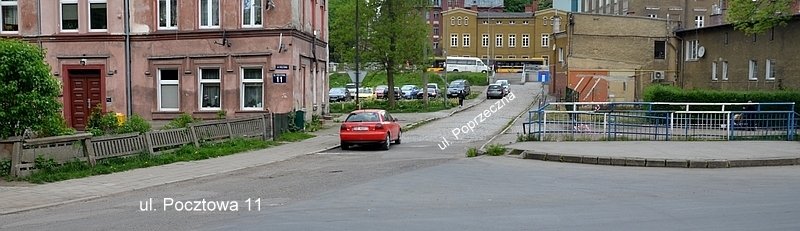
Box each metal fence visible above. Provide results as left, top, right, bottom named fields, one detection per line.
left=523, top=102, right=798, bottom=141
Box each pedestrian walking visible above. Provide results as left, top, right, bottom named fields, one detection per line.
left=457, top=90, right=466, bottom=108
left=743, top=100, right=757, bottom=131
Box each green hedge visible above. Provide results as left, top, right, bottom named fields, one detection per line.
left=643, top=85, right=800, bottom=112
left=330, top=98, right=460, bottom=114
left=329, top=71, right=489, bottom=88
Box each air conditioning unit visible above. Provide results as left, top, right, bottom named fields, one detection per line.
left=652, top=71, right=665, bottom=80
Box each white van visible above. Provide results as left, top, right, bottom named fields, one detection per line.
left=445, top=57, right=489, bottom=73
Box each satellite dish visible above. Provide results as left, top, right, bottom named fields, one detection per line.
left=697, top=46, right=706, bottom=58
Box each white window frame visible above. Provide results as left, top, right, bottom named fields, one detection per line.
left=508, top=55, right=516, bottom=59
left=483, top=20, right=488, bottom=24
left=521, top=55, right=530, bottom=59
left=558, top=47, right=564, bottom=62
left=765, top=59, right=775, bottom=80
left=0, top=0, right=19, bottom=34
left=457, top=17, right=462, bottom=25
left=541, top=34, right=549, bottom=47
left=157, top=69, right=180, bottom=111
left=543, top=17, right=548, bottom=25
left=542, top=55, right=549, bottom=65
left=158, top=0, right=178, bottom=29
left=648, top=14, right=657, bottom=18
left=722, top=61, right=728, bottom=81
left=462, top=33, right=470, bottom=47
left=495, top=20, right=502, bottom=24
left=482, top=34, right=489, bottom=47
left=695, top=15, right=704, bottom=28
left=522, top=34, right=530, bottom=47
left=88, top=0, right=108, bottom=32
left=685, top=40, right=698, bottom=61
left=242, top=0, right=263, bottom=28
left=450, top=33, right=458, bottom=47
left=199, top=0, right=220, bottom=28
left=711, top=62, right=718, bottom=81
left=508, top=34, right=516, bottom=48
left=450, top=17, right=455, bottom=25
left=509, top=21, right=515, bottom=25
left=748, top=60, right=758, bottom=81
left=495, top=34, right=503, bottom=47
left=199, top=67, right=222, bottom=110
left=464, top=17, right=468, bottom=25
left=60, top=0, right=79, bottom=32
left=550, top=17, right=554, bottom=25
left=241, top=67, right=264, bottom=110
left=522, top=20, right=529, bottom=24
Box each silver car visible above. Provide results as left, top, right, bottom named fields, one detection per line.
left=486, top=84, right=505, bottom=99
left=495, top=80, right=510, bottom=96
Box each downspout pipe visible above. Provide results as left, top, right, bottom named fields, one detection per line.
left=124, top=0, right=133, bottom=116
left=37, top=0, right=42, bottom=48
left=312, top=30, right=318, bottom=113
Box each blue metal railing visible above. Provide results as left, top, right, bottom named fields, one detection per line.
left=523, top=102, right=797, bottom=141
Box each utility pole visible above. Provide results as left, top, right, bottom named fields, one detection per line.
left=422, top=0, right=430, bottom=107
left=355, top=0, right=361, bottom=109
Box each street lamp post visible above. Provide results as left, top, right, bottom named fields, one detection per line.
left=485, top=5, right=503, bottom=85
left=355, top=0, right=361, bottom=109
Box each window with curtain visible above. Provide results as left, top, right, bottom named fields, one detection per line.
left=241, top=67, right=264, bottom=110
left=159, top=0, right=178, bottom=29
left=89, top=0, right=107, bottom=31
left=200, top=68, right=221, bottom=109
left=1, top=0, right=18, bottom=33
left=61, top=0, right=79, bottom=31
left=522, top=34, right=530, bottom=47
left=158, top=69, right=180, bottom=111
left=200, top=0, right=220, bottom=28
left=243, top=0, right=263, bottom=27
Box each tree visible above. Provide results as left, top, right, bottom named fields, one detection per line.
left=0, top=38, right=63, bottom=139
left=505, top=0, right=552, bottom=12
left=330, top=0, right=430, bottom=108
left=329, top=0, right=373, bottom=70
left=725, top=0, right=794, bottom=35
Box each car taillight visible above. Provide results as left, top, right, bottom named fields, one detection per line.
left=375, top=123, right=384, bottom=129
left=340, top=124, right=347, bottom=130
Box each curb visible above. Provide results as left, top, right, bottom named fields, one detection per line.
left=479, top=93, right=542, bottom=151
left=514, top=148, right=800, bottom=168
left=0, top=195, right=102, bottom=215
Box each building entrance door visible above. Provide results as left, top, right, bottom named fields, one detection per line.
left=67, top=69, right=104, bottom=131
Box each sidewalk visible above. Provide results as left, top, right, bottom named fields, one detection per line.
left=505, top=141, right=800, bottom=168
left=0, top=92, right=486, bottom=215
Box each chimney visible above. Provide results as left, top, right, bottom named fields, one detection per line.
left=471, top=3, right=478, bottom=11
left=526, top=0, right=538, bottom=12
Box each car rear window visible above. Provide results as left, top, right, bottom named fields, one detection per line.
left=489, top=85, right=500, bottom=89
left=345, top=113, right=381, bottom=122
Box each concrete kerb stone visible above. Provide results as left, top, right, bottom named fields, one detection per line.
left=561, top=155, right=582, bottom=163
left=610, top=157, right=626, bottom=166
left=545, top=153, right=562, bottom=162
left=597, top=157, right=612, bottom=165
left=665, top=159, right=689, bottom=168
left=522, top=151, right=547, bottom=161
left=644, top=159, right=667, bottom=167
left=625, top=158, right=646, bottom=167
left=706, top=159, right=730, bottom=168
left=762, top=157, right=798, bottom=166
left=581, top=155, right=599, bottom=164
left=689, top=160, right=708, bottom=168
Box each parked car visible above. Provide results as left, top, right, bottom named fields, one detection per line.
left=416, top=83, right=440, bottom=99
left=374, top=85, right=389, bottom=98
left=329, top=87, right=352, bottom=102
left=345, top=83, right=358, bottom=95
left=340, top=109, right=402, bottom=150
left=400, top=85, right=420, bottom=99
left=355, top=88, right=375, bottom=100
left=495, top=80, right=510, bottom=96
left=379, top=87, right=401, bottom=100
left=486, top=84, right=505, bottom=99
left=447, top=79, right=471, bottom=98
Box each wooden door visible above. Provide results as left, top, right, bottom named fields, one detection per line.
left=68, top=69, right=104, bottom=131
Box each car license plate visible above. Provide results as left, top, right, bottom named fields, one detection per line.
left=354, top=126, right=368, bottom=131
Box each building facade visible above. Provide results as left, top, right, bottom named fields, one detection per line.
left=550, top=13, right=679, bottom=102
left=1, top=0, right=328, bottom=130
left=440, top=7, right=567, bottom=63
left=582, top=0, right=718, bottom=29
left=426, top=0, right=506, bottom=56
left=675, top=15, right=800, bottom=91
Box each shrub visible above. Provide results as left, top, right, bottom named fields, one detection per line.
left=164, top=113, right=201, bottom=129
left=36, top=114, right=76, bottom=138
left=86, top=105, right=120, bottom=135
left=0, top=38, right=63, bottom=139
left=466, top=147, right=478, bottom=157
left=643, top=85, right=800, bottom=113
left=0, top=158, right=10, bottom=177
left=116, top=114, right=152, bottom=134
left=330, top=98, right=459, bottom=113
left=330, top=71, right=490, bottom=88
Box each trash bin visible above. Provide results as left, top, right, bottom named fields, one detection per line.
left=295, top=110, right=306, bottom=131
left=116, top=113, right=126, bottom=126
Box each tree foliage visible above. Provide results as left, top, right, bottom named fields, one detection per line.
left=725, top=0, right=794, bottom=35
left=330, top=0, right=430, bottom=107
left=0, top=38, right=63, bottom=139
left=505, top=0, right=552, bottom=12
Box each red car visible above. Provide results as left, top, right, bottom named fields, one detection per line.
left=340, top=109, right=402, bottom=150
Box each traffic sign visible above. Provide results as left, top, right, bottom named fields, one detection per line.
left=347, top=71, right=368, bottom=83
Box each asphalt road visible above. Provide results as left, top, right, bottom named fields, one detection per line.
left=1, top=81, right=798, bottom=230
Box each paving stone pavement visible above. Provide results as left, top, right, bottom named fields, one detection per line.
left=0, top=89, right=488, bottom=215
left=403, top=82, right=544, bottom=145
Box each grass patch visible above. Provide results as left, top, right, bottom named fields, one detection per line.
left=329, top=72, right=489, bottom=88
left=330, top=98, right=459, bottom=114
left=517, top=133, right=539, bottom=142
left=466, top=147, right=478, bottom=158
left=404, top=119, right=434, bottom=131
left=21, top=138, right=279, bottom=184
left=278, top=132, right=316, bottom=142
left=484, top=143, right=507, bottom=156
left=466, top=91, right=480, bottom=100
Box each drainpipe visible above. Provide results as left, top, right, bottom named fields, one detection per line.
left=37, top=0, right=42, bottom=48
left=124, top=0, right=133, bottom=116
left=312, top=30, right=318, bottom=113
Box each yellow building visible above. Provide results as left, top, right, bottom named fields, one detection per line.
left=441, top=8, right=568, bottom=65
